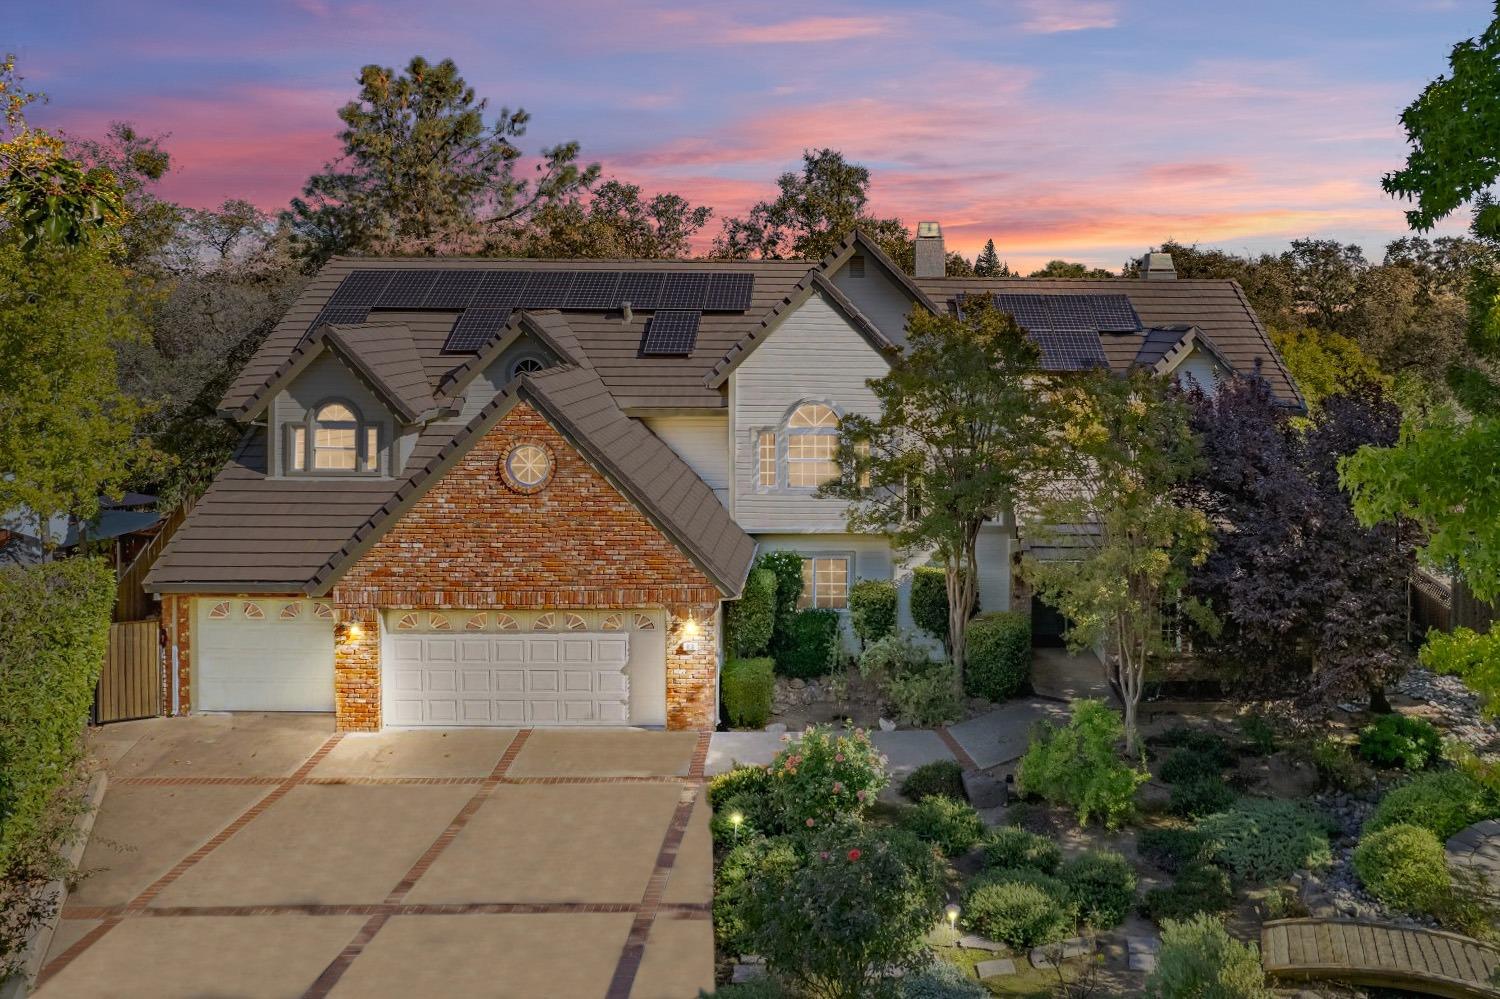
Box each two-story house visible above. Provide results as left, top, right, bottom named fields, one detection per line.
left=144, top=225, right=1300, bottom=732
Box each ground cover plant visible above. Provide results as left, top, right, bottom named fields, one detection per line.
left=899, top=795, right=985, bottom=857
left=1196, top=798, right=1333, bottom=884
left=900, top=760, right=966, bottom=803
left=1357, top=714, right=1442, bottom=770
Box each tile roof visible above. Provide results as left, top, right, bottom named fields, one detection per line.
left=322, top=324, right=438, bottom=422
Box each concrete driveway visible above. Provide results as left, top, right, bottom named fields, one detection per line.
left=38, top=715, right=713, bottom=999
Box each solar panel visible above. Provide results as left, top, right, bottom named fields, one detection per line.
left=519, top=271, right=576, bottom=309
left=1088, top=294, right=1142, bottom=333
left=326, top=270, right=392, bottom=308
left=442, top=308, right=513, bottom=353
left=375, top=270, right=438, bottom=308
left=1032, top=330, right=1108, bottom=371
left=658, top=273, right=710, bottom=310
left=616, top=272, right=664, bottom=310
left=704, top=272, right=754, bottom=311
left=994, top=294, right=1050, bottom=332
left=1042, top=296, right=1097, bottom=334
left=563, top=271, right=622, bottom=309
left=423, top=271, right=487, bottom=308
left=469, top=271, right=528, bottom=309
left=640, top=311, right=701, bottom=355
left=306, top=306, right=371, bottom=336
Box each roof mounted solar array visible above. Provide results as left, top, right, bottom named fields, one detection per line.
left=304, top=267, right=756, bottom=352
left=950, top=291, right=1141, bottom=370
left=641, top=311, right=701, bottom=356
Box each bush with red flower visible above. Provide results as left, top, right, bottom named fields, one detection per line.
left=770, top=725, right=887, bottom=831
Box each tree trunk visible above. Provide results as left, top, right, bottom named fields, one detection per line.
left=1117, top=611, right=1144, bottom=755
left=947, top=524, right=981, bottom=682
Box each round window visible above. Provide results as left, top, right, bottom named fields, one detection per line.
left=510, top=356, right=546, bottom=378
left=502, top=442, right=553, bottom=492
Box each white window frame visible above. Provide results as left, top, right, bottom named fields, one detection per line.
left=797, top=553, right=853, bottom=610
left=285, top=398, right=383, bottom=477
left=781, top=401, right=842, bottom=492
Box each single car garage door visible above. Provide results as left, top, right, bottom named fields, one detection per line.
left=195, top=598, right=336, bottom=712
left=384, top=610, right=646, bottom=727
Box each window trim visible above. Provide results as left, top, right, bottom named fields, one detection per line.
left=284, top=397, right=384, bottom=477
left=508, top=353, right=549, bottom=380
left=758, top=399, right=844, bottom=493
left=795, top=551, right=855, bottom=611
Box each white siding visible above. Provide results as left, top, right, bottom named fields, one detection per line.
left=453, top=336, right=559, bottom=423
left=1169, top=346, right=1226, bottom=395
left=643, top=415, right=730, bottom=505
left=730, top=291, right=889, bottom=532
left=754, top=534, right=927, bottom=651
left=975, top=527, right=1014, bottom=616
left=831, top=257, right=915, bottom=347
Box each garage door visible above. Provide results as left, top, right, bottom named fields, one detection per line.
left=385, top=611, right=632, bottom=726
left=195, top=598, right=336, bottom=712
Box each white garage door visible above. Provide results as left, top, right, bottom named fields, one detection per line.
left=385, top=613, right=632, bottom=727
left=195, top=598, right=335, bottom=712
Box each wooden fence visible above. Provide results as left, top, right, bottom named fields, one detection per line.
left=113, top=502, right=189, bottom=623
left=1410, top=570, right=1453, bottom=640
left=95, top=620, right=161, bottom=724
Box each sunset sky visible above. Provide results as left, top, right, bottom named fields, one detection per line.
left=11, top=0, right=1491, bottom=271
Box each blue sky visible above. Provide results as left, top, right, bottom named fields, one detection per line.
left=10, top=0, right=1491, bottom=269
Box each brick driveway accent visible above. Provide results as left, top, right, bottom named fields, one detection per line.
left=39, top=717, right=713, bottom=999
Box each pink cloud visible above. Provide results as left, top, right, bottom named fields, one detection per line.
left=718, top=16, right=897, bottom=44
left=1016, top=0, right=1119, bottom=33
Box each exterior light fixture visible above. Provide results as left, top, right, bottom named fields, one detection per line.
left=334, top=621, right=363, bottom=646
left=730, top=810, right=743, bottom=843
left=945, top=903, right=961, bottom=944
left=675, top=615, right=702, bottom=654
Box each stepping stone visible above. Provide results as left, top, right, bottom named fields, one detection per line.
left=961, top=769, right=1008, bottom=809
left=975, top=958, right=1017, bottom=979
left=957, top=933, right=1004, bottom=952
left=1030, top=937, right=1092, bottom=969
left=1127, top=939, right=1160, bottom=973
left=731, top=963, right=766, bottom=983
left=1129, top=952, right=1157, bottom=972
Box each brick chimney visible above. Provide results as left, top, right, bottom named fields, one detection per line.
left=914, top=221, right=945, bottom=278
left=1141, top=251, right=1177, bottom=280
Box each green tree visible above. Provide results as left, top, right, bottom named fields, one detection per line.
left=287, top=56, right=599, bottom=267
left=506, top=178, right=711, bottom=258
left=821, top=295, right=1057, bottom=680
left=714, top=148, right=911, bottom=263
left=1270, top=327, right=1392, bottom=412
left=1021, top=372, right=1210, bottom=751
left=973, top=238, right=1008, bottom=277
left=1028, top=259, right=1116, bottom=279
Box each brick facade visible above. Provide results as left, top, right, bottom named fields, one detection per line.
left=159, top=405, right=729, bottom=732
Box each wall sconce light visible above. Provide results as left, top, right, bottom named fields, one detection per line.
left=675, top=615, right=701, bottom=654
left=335, top=621, right=363, bottom=646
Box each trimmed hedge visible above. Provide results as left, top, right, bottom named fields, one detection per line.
left=1353, top=823, right=1451, bottom=916
left=849, top=579, right=897, bottom=646
left=963, top=870, right=1076, bottom=949
left=899, top=794, right=985, bottom=857
left=963, top=611, right=1031, bottom=701
left=910, top=566, right=976, bottom=648
left=1059, top=850, right=1136, bottom=928
left=1357, top=714, right=1442, bottom=771
left=0, top=559, right=114, bottom=868
left=772, top=608, right=841, bottom=678
left=901, top=760, right=966, bottom=802
left=1366, top=770, right=1500, bottom=840
left=726, top=568, right=777, bottom=658
left=723, top=657, right=774, bottom=729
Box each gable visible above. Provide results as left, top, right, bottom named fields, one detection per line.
left=737, top=289, right=891, bottom=380
left=274, top=352, right=393, bottom=434
left=331, top=403, right=722, bottom=608
left=829, top=253, right=916, bottom=347
left=451, top=333, right=562, bottom=423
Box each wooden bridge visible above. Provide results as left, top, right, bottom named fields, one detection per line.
left=1262, top=918, right=1500, bottom=998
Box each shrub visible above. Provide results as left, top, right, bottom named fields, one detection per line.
left=900, top=960, right=988, bottom=999
left=983, top=826, right=1062, bottom=874
left=700, top=980, right=787, bottom=999
left=859, top=634, right=931, bottom=685
left=708, top=765, right=781, bottom=844
left=0, top=560, right=114, bottom=974
left=963, top=611, right=1031, bottom=701
left=723, top=657, right=774, bottom=729
left=726, top=568, right=777, bottom=657
left=715, top=835, right=799, bottom=956
left=901, top=760, right=966, bottom=803
left=1058, top=850, right=1136, bottom=928
left=964, top=869, right=1076, bottom=949
left=758, top=550, right=805, bottom=625
left=709, top=764, right=775, bottom=809
left=743, top=827, right=947, bottom=998
left=1238, top=713, right=1278, bottom=755
left=900, top=795, right=985, bottom=857
left=771, top=726, right=887, bottom=830
left=1144, top=915, right=1274, bottom=999
left=1306, top=736, right=1375, bottom=792
left=910, top=566, right=977, bottom=652
left=772, top=608, right=842, bottom=678
left=1158, top=749, right=1224, bottom=785
left=1198, top=798, right=1333, bottom=884
left=1366, top=769, right=1500, bottom=840
left=1168, top=775, right=1238, bottom=819
left=1016, top=699, right=1149, bottom=829
left=1358, top=714, right=1443, bottom=771
left=1137, top=827, right=1211, bottom=874
left=1353, top=823, right=1451, bottom=916
left=1156, top=727, right=1235, bottom=768
left=850, top=579, right=898, bottom=646
left=885, top=660, right=962, bottom=727
left=1140, top=863, right=1234, bottom=924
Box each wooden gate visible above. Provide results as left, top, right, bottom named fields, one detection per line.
left=95, top=620, right=161, bottom=724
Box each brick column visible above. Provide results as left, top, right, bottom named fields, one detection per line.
left=665, top=603, right=718, bottom=731
left=164, top=594, right=193, bottom=716
left=334, top=606, right=381, bottom=732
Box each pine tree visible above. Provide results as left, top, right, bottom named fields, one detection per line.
left=974, top=238, right=1001, bottom=277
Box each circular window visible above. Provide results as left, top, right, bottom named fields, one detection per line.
left=502, top=442, right=553, bottom=492
left=510, top=356, right=547, bottom=378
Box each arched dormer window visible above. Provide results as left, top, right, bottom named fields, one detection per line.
left=782, top=402, right=840, bottom=488
left=287, top=400, right=380, bottom=475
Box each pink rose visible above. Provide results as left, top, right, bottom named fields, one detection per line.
left=833, top=781, right=844, bottom=793
left=857, top=790, right=867, bottom=801
left=820, top=851, right=829, bottom=861
left=847, top=849, right=861, bottom=861
left=806, top=818, right=815, bottom=828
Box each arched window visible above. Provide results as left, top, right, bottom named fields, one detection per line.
left=784, top=403, right=840, bottom=488
left=509, top=354, right=548, bottom=379
left=288, top=400, right=380, bottom=474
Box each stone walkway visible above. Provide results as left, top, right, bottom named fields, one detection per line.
left=1031, top=646, right=1115, bottom=703
left=1447, top=819, right=1500, bottom=887
left=38, top=716, right=713, bottom=998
